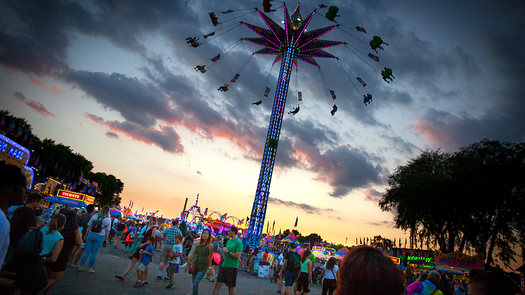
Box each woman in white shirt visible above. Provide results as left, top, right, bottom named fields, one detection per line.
left=322, top=257, right=339, bottom=295
left=78, top=205, right=111, bottom=273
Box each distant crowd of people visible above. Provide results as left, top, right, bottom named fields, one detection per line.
left=0, top=162, right=521, bottom=295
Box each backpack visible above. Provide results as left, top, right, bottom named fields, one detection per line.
left=288, top=251, right=301, bottom=273
left=15, top=227, right=43, bottom=263
left=91, top=214, right=104, bottom=233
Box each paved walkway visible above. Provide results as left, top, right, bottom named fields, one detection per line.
left=50, top=245, right=323, bottom=294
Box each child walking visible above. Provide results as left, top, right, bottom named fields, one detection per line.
left=166, top=235, right=183, bottom=289
left=135, top=236, right=154, bottom=288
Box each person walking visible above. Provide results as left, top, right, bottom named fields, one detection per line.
left=43, top=209, right=82, bottom=295
left=157, top=219, right=181, bottom=280
left=212, top=227, right=243, bottom=295
left=70, top=204, right=95, bottom=266
left=77, top=205, right=111, bottom=273
left=186, top=229, right=213, bottom=295
left=296, top=249, right=313, bottom=295
left=17, top=213, right=66, bottom=295
left=279, top=243, right=301, bottom=295
left=321, top=257, right=338, bottom=295
left=115, top=217, right=157, bottom=282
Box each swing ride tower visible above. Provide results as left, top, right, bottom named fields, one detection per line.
left=242, top=3, right=344, bottom=246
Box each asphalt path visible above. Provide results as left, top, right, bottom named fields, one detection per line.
left=50, top=244, right=323, bottom=295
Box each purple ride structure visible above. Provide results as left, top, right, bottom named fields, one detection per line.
left=242, top=3, right=344, bottom=246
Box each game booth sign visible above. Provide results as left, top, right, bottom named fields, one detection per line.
left=43, top=189, right=95, bottom=208
left=0, top=133, right=34, bottom=189
left=434, top=251, right=484, bottom=274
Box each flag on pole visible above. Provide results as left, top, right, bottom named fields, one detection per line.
left=356, top=26, right=367, bottom=33
left=355, top=238, right=358, bottom=244
left=266, top=221, right=269, bottom=233
left=230, top=73, right=240, bottom=83
left=203, top=32, right=215, bottom=39
left=368, top=53, right=379, bottom=62
left=294, top=216, right=298, bottom=227
left=360, top=238, right=362, bottom=244
left=356, top=77, right=367, bottom=87
left=263, top=87, right=270, bottom=97
left=279, top=229, right=282, bottom=240
left=298, top=92, right=302, bottom=101
left=272, top=220, right=275, bottom=232
left=211, top=54, right=221, bottom=62
left=329, top=90, right=336, bottom=100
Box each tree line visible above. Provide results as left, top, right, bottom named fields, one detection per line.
left=379, top=139, right=524, bottom=267
left=0, top=110, right=124, bottom=206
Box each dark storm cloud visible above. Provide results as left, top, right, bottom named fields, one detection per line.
left=308, top=145, right=384, bottom=198
left=13, top=91, right=55, bottom=117
left=65, top=71, right=173, bottom=127
left=268, top=197, right=340, bottom=219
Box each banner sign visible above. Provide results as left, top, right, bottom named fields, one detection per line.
left=435, top=251, right=483, bottom=270
left=84, top=195, right=95, bottom=204
left=57, top=189, right=85, bottom=201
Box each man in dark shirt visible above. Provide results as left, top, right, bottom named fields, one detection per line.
left=4, top=192, right=42, bottom=270
left=9, top=192, right=42, bottom=247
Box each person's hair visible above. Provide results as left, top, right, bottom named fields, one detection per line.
left=326, top=257, right=336, bottom=270
left=289, top=243, right=296, bottom=249
left=198, top=229, right=212, bottom=246
left=59, top=208, right=78, bottom=235
left=171, top=218, right=179, bottom=226
left=174, top=235, right=183, bottom=241
left=86, top=204, right=95, bottom=214
left=468, top=269, right=520, bottom=295
left=427, top=270, right=441, bottom=284
left=0, top=162, right=26, bottom=189
left=301, top=249, right=311, bottom=263
left=147, top=236, right=154, bottom=243
left=99, top=205, right=110, bottom=216
left=229, top=226, right=238, bottom=235
left=335, top=246, right=403, bottom=295
left=48, top=213, right=67, bottom=234
left=26, top=192, right=43, bottom=204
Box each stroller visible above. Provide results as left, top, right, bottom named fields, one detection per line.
left=312, top=265, right=324, bottom=285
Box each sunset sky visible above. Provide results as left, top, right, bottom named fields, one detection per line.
left=1, top=0, right=523, bottom=245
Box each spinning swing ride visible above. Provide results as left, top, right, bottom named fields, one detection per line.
left=188, top=2, right=395, bottom=246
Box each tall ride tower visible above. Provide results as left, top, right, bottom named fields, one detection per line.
left=242, top=3, right=344, bottom=246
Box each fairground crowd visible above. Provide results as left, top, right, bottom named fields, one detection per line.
left=0, top=163, right=520, bottom=295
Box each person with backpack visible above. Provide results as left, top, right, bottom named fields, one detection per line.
left=77, top=205, right=111, bottom=273
left=16, top=213, right=66, bottom=295
left=43, top=209, right=82, bottom=295
left=114, top=218, right=126, bottom=248
left=70, top=204, right=95, bottom=266
left=279, top=242, right=301, bottom=295
left=4, top=192, right=42, bottom=271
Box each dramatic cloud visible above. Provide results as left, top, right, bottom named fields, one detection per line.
left=268, top=197, right=340, bottom=219
left=86, top=113, right=183, bottom=153
left=13, top=91, right=55, bottom=117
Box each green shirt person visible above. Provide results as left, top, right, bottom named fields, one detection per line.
left=212, top=226, right=243, bottom=295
